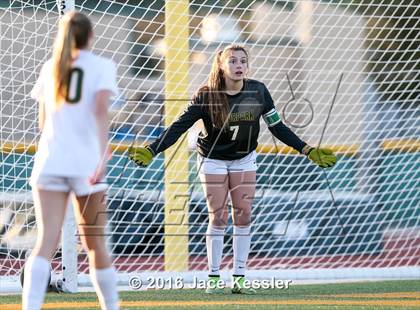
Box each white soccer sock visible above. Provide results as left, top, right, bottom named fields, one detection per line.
left=206, top=226, right=225, bottom=276
left=233, top=226, right=251, bottom=276
left=90, top=266, right=119, bottom=310
left=22, top=255, right=50, bottom=310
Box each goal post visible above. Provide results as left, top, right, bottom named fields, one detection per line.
left=56, top=0, right=74, bottom=16
left=1, top=0, right=419, bottom=293
left=163, top=0, right=190, bottom=272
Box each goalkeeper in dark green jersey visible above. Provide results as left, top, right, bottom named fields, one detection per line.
left=130, top=44, right=336, bottom=294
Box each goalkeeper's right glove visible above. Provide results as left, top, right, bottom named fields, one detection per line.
left=128, top=146, right=155, bottom=167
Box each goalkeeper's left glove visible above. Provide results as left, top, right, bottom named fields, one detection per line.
left=303, top=145, right=337, bottom=168
left=128, top=146, right=155, bottom=167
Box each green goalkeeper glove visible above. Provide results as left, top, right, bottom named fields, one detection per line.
left=303, top=146, right=337, bottom=168
left=128, top=146, right=154, bottom=167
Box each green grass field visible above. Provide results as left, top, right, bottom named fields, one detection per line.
left=2, top=280, right=419, bottom=309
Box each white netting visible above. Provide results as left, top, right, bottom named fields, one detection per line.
left=1, top=0, right=419, bottom=291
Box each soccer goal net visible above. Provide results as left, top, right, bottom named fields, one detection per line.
left=1, top=0, right=418, bottom=292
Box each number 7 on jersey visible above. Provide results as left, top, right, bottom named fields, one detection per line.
left=230, top=125, right=239, bottom=140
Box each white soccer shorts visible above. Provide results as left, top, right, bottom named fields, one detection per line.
left=197, top=151, right=257, bottom=175
left=30, top=175, right=108, bottom=196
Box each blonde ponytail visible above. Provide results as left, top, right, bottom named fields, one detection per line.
left=51, top=11, right=92, bottom=108
left=52, top=15, right=75, bottom=107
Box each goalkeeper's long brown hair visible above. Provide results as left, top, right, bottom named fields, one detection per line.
left=52, top=11, right=92, bottom=108
left=201, top=44, right=249, bottom=129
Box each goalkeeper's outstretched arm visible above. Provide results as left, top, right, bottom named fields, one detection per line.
left=129, top=98, right=203, bottom=166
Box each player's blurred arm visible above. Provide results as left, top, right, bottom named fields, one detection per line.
left=90, top=90, right=112, bottom=183
left=94, top=90, right=112, bottom=159
left=38, top=100, right=45, bottom=131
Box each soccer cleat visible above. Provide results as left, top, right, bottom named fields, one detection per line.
left=205, top=275, right=224, bottom=294
left=231, top=275, right=256, bottom=294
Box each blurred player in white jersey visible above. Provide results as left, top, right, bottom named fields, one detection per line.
left=22, top=11, right=119, bottom=310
